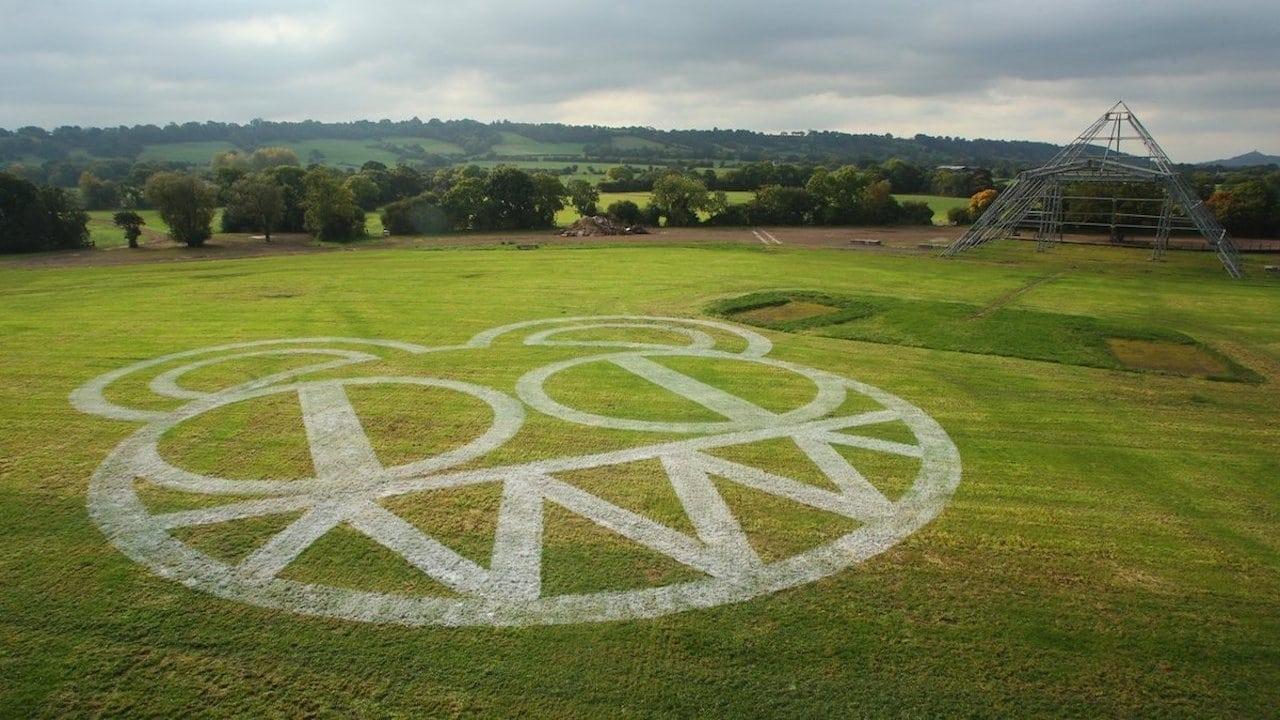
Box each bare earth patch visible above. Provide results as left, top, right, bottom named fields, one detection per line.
left=1107, top=338, right=1227, bottom=377
left=733, top=300, right=838, bottom=324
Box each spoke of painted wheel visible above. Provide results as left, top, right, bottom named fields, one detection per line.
left=297, top=382, right=384, bottom=481
left=790, top=436, right=893, bottom=520
left=535, top=475, right=743, bottom=579
left=610, top=355, right=776, bottom=423
left=816, top=431, right=922, bottom=458
left=155, top=495, right=315, bottom=530
left=689, top=452, right=866, bottom=521
left=660, top=454, right=762, bottom=567
left=485, top=475, right=545, bottom=600
left=346, top=502, right=490, bottom=595
left=237, top=503, right=348, bottom=580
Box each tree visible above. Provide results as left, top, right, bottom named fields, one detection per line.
left=269, top=165, right=308, bottom=232
left=807, top=165, right=870, bottom=224
left=1207, top=180, right=1275, bottom=237
left=882, top=159, right=925, bottom=193
left=530, top=173, right=567, bottom=227
left=651, top=173, right=709, bottom=226
left=302, top=168, right=364, bottom=241
left=78, top=171, right=119, bottom=210
left=858, top=179, right=901, bottom=224
left=227, top=174, right=285, bottom=241
left=441, top=177, right=487, bottom=231
left=0, top=173, right=89, bottom=253
left=343, top=174, right=381, bottom=211
left=112, top=211, right=145, bottom=248
left=251, top=147, right=301, bottom=170
left=482, top=166, right=538, bottom=230
left=746, top=186, right=819, bottom=225
left=967, top=189, right=998, bottom=220
left=143, top=172, right=218, bottom=247
left=566, top=179, right=600, bottom=217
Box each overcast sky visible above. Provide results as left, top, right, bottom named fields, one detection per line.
left=1, top=1, right=1276, bottom=161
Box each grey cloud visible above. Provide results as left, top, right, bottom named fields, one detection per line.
left=0, top=0, right=1276, bottom=160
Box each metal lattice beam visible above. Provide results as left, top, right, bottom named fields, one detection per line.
left=943, top=102, right=1243, bottom=278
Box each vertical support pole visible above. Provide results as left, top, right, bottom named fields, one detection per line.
left=1152, top=196, right=1172, bottom=261
left=1035, top=181, right=1062, bottom=252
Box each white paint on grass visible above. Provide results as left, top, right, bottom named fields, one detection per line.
left=74, top=316, right=960, bottom=626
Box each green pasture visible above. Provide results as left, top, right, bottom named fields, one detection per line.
left=0, top=238, right=1277, bottom=716
left=491, top=131, right=587, bottom=156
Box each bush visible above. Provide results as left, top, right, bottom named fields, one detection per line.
left=899, top=201, right=935, bottom=225
left=605, top=199, right=642, bottom=225
left=382, top=194, right=451, bottom=235
left=946, top=206, right=971, bottom=226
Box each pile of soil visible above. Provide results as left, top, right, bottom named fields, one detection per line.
left=559, top=216, right=649, bottom=237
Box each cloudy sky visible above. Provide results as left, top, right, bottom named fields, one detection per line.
left=1, top=0, right=1276, bottom=161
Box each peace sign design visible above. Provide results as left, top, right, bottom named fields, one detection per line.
left=72, top=316, right=961, bottom=626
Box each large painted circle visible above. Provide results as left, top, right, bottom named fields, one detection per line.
left=515, top=349, right=848, bottom=434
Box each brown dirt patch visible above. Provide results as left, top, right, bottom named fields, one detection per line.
left=732, top=300, right=839, bottom=324
left=1107, top=339, right=1227, bottom=377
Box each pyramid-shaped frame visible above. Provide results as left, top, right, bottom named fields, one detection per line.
left=943, top=102, right=1243, bottom=278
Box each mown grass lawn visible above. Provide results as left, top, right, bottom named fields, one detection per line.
left=0, top=239, right=1276, bottom=717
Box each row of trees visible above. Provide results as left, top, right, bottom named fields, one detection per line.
left=1, top=117, right=1068, bottom=169
left=379, top=165, right=936, bottom=234
left=0, top=173, right=88, bottom=253
left=1206, top=172, right=1280, bottom=238
left=597, top=160, right=994, bottom=198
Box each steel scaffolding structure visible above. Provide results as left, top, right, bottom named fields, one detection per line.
left=943, top=102, right=1243, bottom=278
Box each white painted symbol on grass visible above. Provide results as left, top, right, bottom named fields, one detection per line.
left=74, top=317, right=960, bottom=626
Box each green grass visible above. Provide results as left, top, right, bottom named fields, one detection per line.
left=491, top=131, right=587, bottom=156
left=86, top=209, right=229, bottom=248
left=1, top=239, right=1277, bottom=716
left=86, top=209, right=171, bottom=248
left=708, top=289, right=1261, bottom=382
left=893, top=194, right=969, bottom=224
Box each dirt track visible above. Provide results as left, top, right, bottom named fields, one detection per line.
left=4, top=225, right=1276, bottom=269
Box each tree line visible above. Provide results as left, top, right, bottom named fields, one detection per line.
left=1, top=117, right=1070, bottom=171
left=595, top=160, right=995, bottom=197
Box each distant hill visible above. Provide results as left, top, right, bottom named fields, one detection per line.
left=0, top=117, right=1065, bottom=171
left=1200, top=150, right=1280, bottom=168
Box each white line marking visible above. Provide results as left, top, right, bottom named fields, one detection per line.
left=609, top=355, right=777, bottom=423
left=297, top=383, right=382, bottom=481
left=486, top=475, right=544, bottom=599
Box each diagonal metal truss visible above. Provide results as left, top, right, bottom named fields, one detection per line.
left=943, top=102, right=1243, bottom=278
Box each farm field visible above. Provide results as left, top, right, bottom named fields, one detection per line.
left=1, top=239, right=1277, bottom=717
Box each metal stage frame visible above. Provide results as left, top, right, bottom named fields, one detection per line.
left=943, top=102, right=1243, bottom=278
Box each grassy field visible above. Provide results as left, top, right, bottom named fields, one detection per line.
left=491, top=131, right=587, bottom=156
left=1, top=239, right=1277, bottom=716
